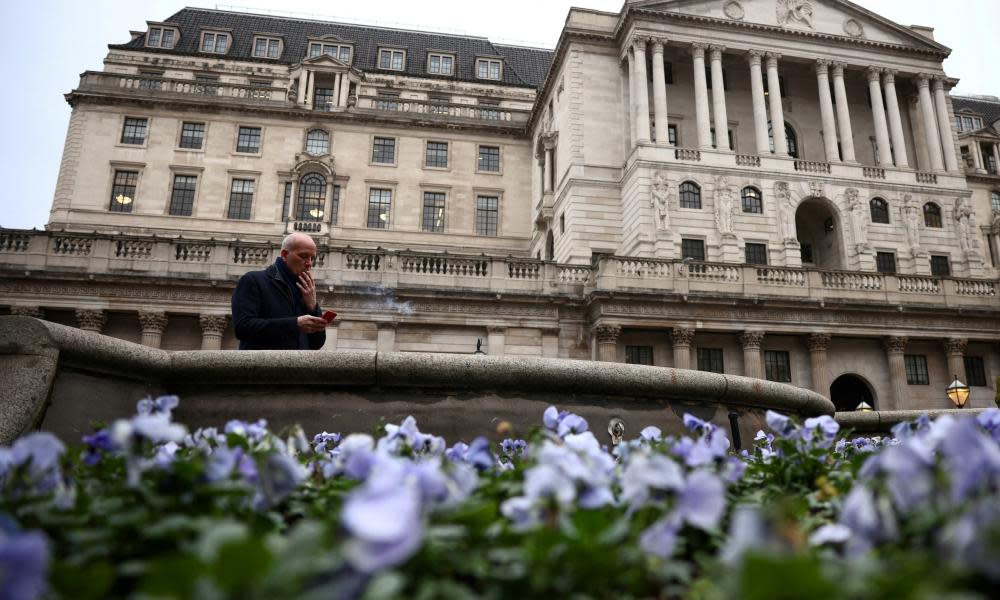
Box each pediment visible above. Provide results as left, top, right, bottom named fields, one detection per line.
left=301, top=54, right=351, bottom=69
left=630, top=0, right=947, bottom=52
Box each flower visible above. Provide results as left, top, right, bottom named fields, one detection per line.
left=676, top=470, right=725, bottom=530
left=0, top=527, right=50, bottom=600
left=341, top=463, right=423, bottom=573
left=136, top=395, right=179, bottom=416
left=639, top=515, right=681, bottom=559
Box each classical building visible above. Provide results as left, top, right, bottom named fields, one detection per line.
left=2, top=0, right=998, bottom=411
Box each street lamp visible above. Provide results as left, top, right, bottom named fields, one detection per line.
left=855, top=401, right=873, bottom=412
left=945, top=375, right=970, bottom=408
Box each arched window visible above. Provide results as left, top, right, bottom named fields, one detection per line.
left=305, top=129, right=329, bottom=155
left=741, top=186, right=763, bottom=213
left=870, top=198, right=890, bottom=224
left=296, top=173, right=327, bottom=221
left=768, top=121, right=798, bottom=158
left=923, top=202, right=942, bottom=228
left=679, top=181, right=701, bottom=209
left=992, top=190, right=1000, bottom=212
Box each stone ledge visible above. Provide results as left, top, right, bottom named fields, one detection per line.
left=836, top=408, right=991, bottom=434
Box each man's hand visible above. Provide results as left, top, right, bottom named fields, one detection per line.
left=297, top=315, right=328, bottom=333
left=297, top=271, right=318, bottom=311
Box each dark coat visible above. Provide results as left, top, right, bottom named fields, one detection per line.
left=231, top=262, right=326, bottom=350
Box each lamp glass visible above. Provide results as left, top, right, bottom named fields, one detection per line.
left=945, top=376, right=970, bottom=408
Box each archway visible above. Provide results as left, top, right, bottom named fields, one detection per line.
left=795, top=197, right=844, bottom=271
left=830, top=373, right=876, bottom=412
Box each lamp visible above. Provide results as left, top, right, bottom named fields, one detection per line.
left=855, top=401, right=873, bottom=412
left=308, top=208, right=324, bottom=219
left=945, top=375, right=970, bottom=408
left=115, top=194, right=133, bottom=205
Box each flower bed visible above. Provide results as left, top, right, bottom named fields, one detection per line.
left=2, top=397, right=999, bottom=599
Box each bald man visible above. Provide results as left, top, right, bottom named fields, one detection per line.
left=231, top=233, right=328, bottom=350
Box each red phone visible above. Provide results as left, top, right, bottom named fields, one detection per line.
left=322, top=310, right=337, bottom=322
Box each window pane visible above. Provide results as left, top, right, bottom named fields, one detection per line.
left=296, top=174, right=326, bottom=221
left=923, top=203, right=942, bottom=228
left=679, top=182, right=701, bottom=209
left=305, top=129, right=329, bottom=155
left=168, top=175, right=197, bottom=216
left=476, top=196, right=499, bottom=236
left=930, top=255, right=951, bottom=277
left=372, top=137, right=396, bottom=163
left=268, top=40, right=279, bottom=58
left=964, top=356, right=987, bottom=387
left=681, top=239, right=705, bottom=261
left=904, top=355, right=929, bottom=385
left=422, top=192, right=446, bottom=232
left=216, top=35, right=227, bottom=53
left=764, top=350, right=791, bottom=382
left=340, top=47, right=351, bottom=62
left=148, top=28, right=161, bottom=47
left=477, top=61, right=488, bottom=79
left=870, top=198, right=890, bottom=224
left=429, top=55, right=440, bottom=74
left=875, top=251, right=896, bottom=274
left=309, top=43, right=321, bottom=58
left=392, top=51, right=403, bottom=70
left=255, top=38, right=267, bottom=56
left=745, top=243, right=768, bottom=265
left=109, top=170, right=138, bottom=212
left=120, top=117, right=147, bottom=145
left=227, top=179, right=255, bottom=220
left=281, top=182, right=292, bottom=222
left=236, top=126, right=261, bottom=153
left=625, top=346, right=653, bottom=365
left=379, top=50, right=391, bottom=69
left=697, top=348, right=724, bottom=374
left=478, top=146, right=500, bottom=171
left=330, top=185, right=340, bottom=226
left=425, top=141, right=448, bottom=168
left=161, top=30, right=174, bottom=48
left=179, top=122, right=205, bottom=149
left=668, top=125, right=677, bottom=145
left=367, top=189, right=392, bottom=228
left=314, top=87, right=334, bottom=111
left=741, top=187, right=762, bottom=213
left=442, top=56, right=453, bottom=74
left=489, top=61, right=500, bottom=79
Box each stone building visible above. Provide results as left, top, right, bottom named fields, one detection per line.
left=1, top=0, right=998, bottom=411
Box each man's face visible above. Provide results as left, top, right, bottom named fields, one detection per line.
left=281, top=238, right=317, bottom=276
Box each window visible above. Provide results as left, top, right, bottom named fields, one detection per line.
left=764, top=350, right=791, bottom=382
left=697, top=348, right=724, bottom=374
left=200, top=32, right=229, bottom=54
left=308, top=43, right=352, bottom=62
left=376, top=91, right=400, bottom=111
left=768, top=122, right=798, bottom=158
left=762, top=74, right=787, bottom=98
left=330, top=185, right=341, bottom=225
left=560, top=213, right=565, bottom=234
left=930, top=255, right=951, bottom=277
left=875, top=251, right=897, bottom=274
left=146, top=27, right=177, bottom=49
left=710, top=128, right=734, bottom=151
left=227, top=179, right=255, bottom=220
left=704, top=67, right=729, bottom=90
left=281, top=182, right=292, bottom=222
left=476, top=58, right=502, bottom=80
left=958, top=115, right=984, bottom=131
left=425, top=141, right=448, bottom=168
left=625, top=346, right=653, bottom=365
left=745, top=243, right=768, bottom=265
left=663, top=61, right=674, bottom=85
left=904, top=355, right=929, bottom=385
left=478, top=145, right=501, bottom=172
left=378, top=48, right=405, bottom=71
left=429, top=95, right=450, bottom=115
left=991, top=191, right=1000, bottom=212
left=236, top=126, right=261, bottom=154
left=253, top=37, right=282, bottom=59
left=679, top=181, right=701, bottom=209
left=296, top=174, right=326, bottom=221
left=422, top=192, right=446, bottom=232
left=314, top=88, right=335, bottom=111
left=427, top=53, right=455, bottom=75
left=372, top=136, right=396, bottom=164
left=120, top=117, right=148, bottom=145
left=681, top=238, right=705, bottom=261
left=195, top=74, right=220, bottom=95
left=476, top=196, right=499, bottom=236
left=923, top=203, right=942, bottom=228
left=742, top=187, right=762, bottom=213
left=305, top=129, right=329, bottom=155
left=667, top=124, right=678, bottom=145
left=479, top=100, right=501, bottom=121
left=367, top=189, right=392, bottom=228
left=168, top=175, right=197, bottom=216
left=109, top=170, right=138, bottom=213
left=178, top=122, right=205, bottom=150
left=964, top=356, right=987, bottom=387
left=138, top=70, right=163, bottom=90
left=870, top=198, right=890, bottom=224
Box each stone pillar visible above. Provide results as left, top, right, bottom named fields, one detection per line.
left=691, top=43, right=713, bottom=150
left=831, top=63, right=857, bottom=162
left=651, top=40, right=669, bottom=144
left=806, top=333, right=832, bottom=398
left=633, top=39, right=651, bottom=143
left=882, top=71, right=909, bottom=168
left=943, top=338, right=968, bottom=383
left=971, top=140, right=986, bottom=172
left=10, top=306, right=44, bottom=319
left=297, top=70, right=307, bottom=105
left=331, top=74, right=342, bottom=108
left=320, top=321, right=339, bottom=352
left=376, top=322, right=396, bottom=352
left=543, top=146, right=553, bottom=194
left=339, top=75, right=351, bottom=107
left=305, top=71, right=315, bottom=108
left=671, top=327, right=695, bottom=370
left=75, top=309, right=106, bottom=334
left=595, top=325, right=621, bottom=362
left=626, top=48, right=637, bottom=145
left=487, top=326, right=507, bottom=356
left=867, top=68, right=893, bottom=167
left=933, top=78, right=960, bottom=173
left=138, top=310, right=168, bottom=349
left=541, top=328, right=560, bottom=358
left=917, top=75, right=945, bottom=171
left=747, top=50, right=770, bottom=156
left=709, top=45, right=729, bottom=150
left=765, top=53, right=787, bottom=156
left=740, top=330, right=765, bottom=379
left=815, top=60, right=840, bottom=163
left=199, top=314, right=229, bottom=350
left=883, top=336, right=908, bottom=411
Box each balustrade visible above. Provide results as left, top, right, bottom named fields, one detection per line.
left=954, top=279, right=996, bottom=296
left=53, top=237, right=92, bottom=256
left=231, top=246, right=271, bottom=265
left=114, top=239, right=152, bottom=259
left=399, top=254, right=489, bottom=277
left=685, top=262, right=741, bottom=282
left=507, top=260, right=541, bottom=280
left=174, top=243, right=211, bottom=262
left=614, top=257, right=672, bottom=278
left=821, top=271, right=883, bottom=290
left=915, top=172, right=938, bottom=184
left=755, top=267, right=806, bottom=286
left=79, top=72, right=285, bottom=104
left=674, top=148, right=701, bottom=161
left=862, top=167, right=886, bottom=179
left=0, top=233, right=31, bottom=252
left=794, top=160, right=832, bottom=174
left=736, top=154, right=761, bottom=167
left=897, top=276, right=940, bottom=294
left=355, top=95, right=529, bottom=125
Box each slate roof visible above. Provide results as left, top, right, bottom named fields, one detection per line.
left=952, top=96, right=1000, bottom=129
left=111, top=7, right=554, bottom=89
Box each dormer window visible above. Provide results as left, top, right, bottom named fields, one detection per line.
left=146, top=25, right=178, bottom=49
left=378, top=48, right=406, bottom=71
left=476, top=58, right=502, bottom=80
left=307, top=42, right=352, bottom=63
left=252, top=36, right=282, bottom=59
left=427, top=52, right=455, bottom=76
left=955, top=115, right=984, bottom=131
left=200, top=31, right=230, bottom=54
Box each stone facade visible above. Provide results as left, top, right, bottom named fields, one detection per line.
left=1, top=1, right=998, bottom=411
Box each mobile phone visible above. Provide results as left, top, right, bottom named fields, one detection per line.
left=321, top=310, right=337, bottom=322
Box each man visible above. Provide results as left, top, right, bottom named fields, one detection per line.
left=232, top=233, right=328, bottom=350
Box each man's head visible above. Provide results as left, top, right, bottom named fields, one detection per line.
left=280, top=233, right=317, bottom=275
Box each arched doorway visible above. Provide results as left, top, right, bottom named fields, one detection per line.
left=830, top=373, right=876, bottom=412
left=795, top=197, right=845, bottom=271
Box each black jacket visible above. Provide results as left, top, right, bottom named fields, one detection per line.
left=231, top=261, right=326, bottom=350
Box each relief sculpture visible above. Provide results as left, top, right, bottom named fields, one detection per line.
left=902, top=195, right=922, bottom=254
left=954, top=197, right=979, bottom=255
left=776, top=0, right=814, bottom=29
left=714, top=175, right=735, bottom=236
left=775, top=181, right=797, bottom=242
left=651, top=171, right=671, bottom=231
left=846, top=188, right=870, bottom=251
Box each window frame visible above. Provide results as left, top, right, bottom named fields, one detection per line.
left=477, top=144, right=502, bottom=174
left=426, top=52, right=456, bottom=76
left=371, top=135, right=398, bottom=166
left=923, top=202, right=942, bottom=228
left=234, top=125, right=263, bottom=155
left=741, top=186, right=763, bottom=214
left=930, top=254, right=951, bottom=277
left=307, top=42, right=353, bottom=63
left=119, top=116, right=149, bottom=147
left=421, top=190, right=447, bottom=233
left=475, top=194, right=501, bottom=236
left=475, top=57, right=503, bottom=80
left=366, top=187, right=394, bottom=229
left=177, top=121, right=206, bottom=151
left=226, top=177, right=257, bottom=220
left=330, top=183, right=342, bottom=226
left=625, top=346, right=654, bottom=365
left=424, top=140, right=449, bottom=170
left=875, top=251, right=897, bottom=274
left=167, top=172, right=199, bottom=217
left=304, top=128, right=331, bottom=156
left=199, top=30, right=231, bottom=54
left=108, top=167, right=142, bottom=213
left=991, top=191, right=1000, bottom=213
left=295, top=173, right=328, bottom=222
left=679, top=181, right=702, bottom=209
left=681, top=238, right=706, bottom=261
left=964, top=356, right=987, bottom=387
left=252, top=36, right=283, bottom=59
left=870, top=197, right=890, bottom=224
left=904, top=354, right=930, bottom=385
left=764, top=350, right=792, bottom=383
left=744, top=242, right=768, bottom=265
left=696, top=347, right=725, bottom=374
left=378, top=48, right=406, bottom=71
left=145, top=25, right=178, bottom=49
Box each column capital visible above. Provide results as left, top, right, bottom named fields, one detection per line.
left=882, top=69, right=898, bottom=83
left=746, top=49, right=764, bottom=65
left=806, top=333, right=831, bottom=352
left=10, top=306, right=44, bottom=319
left=690, top=43, right=708, bottom=58
left=931, top=77, right=947, bottom=92
left=831, top=62, right=847, bottom=77
left=708, top=45, right=725, bottom=58
left=138, top=310, right=168, bottom=334
left=865, top=66, right=883, bottom=83
left=650, top=39, right=666, bottom=53
left=764, top=52, right=781, bottom=66
left=882, top=335, right=908, bottom=353
left=739, top=330, right=765, bottom=350
left=594, top=324, right=622, bottom=343
left=75, top=309, right=106, bottom=332
left=487, top=325, right=508, bottom=335
left=199, top=313, right=230, bottom=335
left=814, top=59, right=831, bottom=74
left=943, top=337, right=968, bottom=356
left=631, top=36, right=651, bottom=52
left=916, top=73, right=932, bottom=87
left=670, top=327, right=696, bottom=347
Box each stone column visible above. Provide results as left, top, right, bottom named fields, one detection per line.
left=933, top=78, right=960, bottom=173
left=806, top=333, right=832, bottom=398
left=199, top=314, right=229, bottom=350
left=320, top=321, right=339, bottom=352
left=917, top=74, right=945, bottom=171
left=740, top=330, right=765, bottom=379
left=765, top=53, right=787, bottom=156
left=339, top=75, right=351, bottom=107
left=882, top=71, right=909, bottom=168
left=709, top=45, right=729, bottom=150
left=332, top=74, right=342, bottom=108
left=691, top=43, right=713, bottom=150
left=75, top=309, right=106, bottom=334
left=543, top=147, right=553, bottom=194
left=651, top=40, right=669, bottom=144
left=747, top=50, right=770, bottom=156
left=10, top=306, right=44, bottom=319
left=595, top=325, right=621, bottom=362
left=487, top=326, right=507, bottom=356
left=626, top=48, right=637, bottom=145
left=971, top=140, right=986, bottom=172
left=305, top=71, right=315, bottom=108
left=633, top=39, right=651, bottom=143
left=671, top=327, right=695, bottom=370
left=943, top=338, right=968, bottom=383
left=297, top=70, right=307, bottom=105
left=815, top=60, right=840, bottom=163
left=883, top=336, right=908, bottom=411
left=831, top=63, right=857, bottom=162
left=867, top=68, right=893, bottom=167
left=138, top=310, right=168, bottom=349
left=376, top=322, right=396, bottom=353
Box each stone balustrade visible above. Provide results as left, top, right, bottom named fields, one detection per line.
left=78, top=72, right=287, bottom=104
left=354, top=95, right=530, bottom=126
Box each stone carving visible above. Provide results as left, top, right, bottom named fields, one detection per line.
left=843, top=18, right=865, bottom=38
left=806, top=332, right=831, bottom=352
left=670, top=327, right=696, bottom=347
left=723, top=0, right=745, bottom=20
left=846, top=189, right=870, bottom=251
left=714, top=176, right=735, bottom=236
left=75, top=309, right=106, bottom=333
left=10, top=306, right=44, bottom=319
left=902, top=195, right=922, bottom=253
left=882, top=336, right=908, bottom=353
left=943, top=337, right=968, bottom=356
left=199, top=314, right=230, bottom=335
left=954, top=197, right=979, bottom=255
left=808, top=181, right=825, bottom=199
left=775, top=181, right=797, bottom=242
left=739, top=330, right=765, bottom=349
left=138, top=310, right=168, bottom=334
left=594, top=324, right=622, bottom=343
left=651, top=171, right=671, bottom=231
left=776, top=0, right=814, bottom=29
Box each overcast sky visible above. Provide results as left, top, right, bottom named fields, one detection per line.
left=1, top=0, right=997, bottom=230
